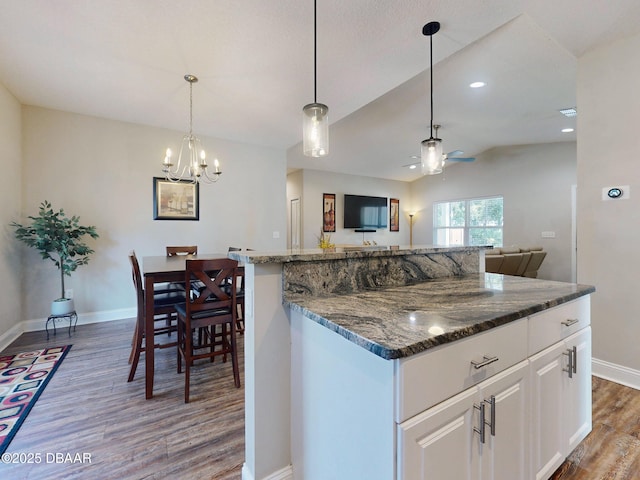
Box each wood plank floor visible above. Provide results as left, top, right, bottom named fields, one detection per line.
left=1, top=319, right=244, bottom=479
left=551, top=375, right=640, bottom=479
left=2, top=319, right=640, bottom=479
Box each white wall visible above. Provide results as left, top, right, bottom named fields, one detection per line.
left=0, top=83, right=22, bottom=338
left=15, top=106, right=287, bottom=323
left=410, top=142, right=576, bottom=282
left=291, top=169, right=411, bottom=248
left=577, top=32, right=640, bottom=377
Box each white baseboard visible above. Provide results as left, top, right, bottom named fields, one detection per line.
left=0, top=322, right=24, bottom=353
left=242, top=463, right=293, bottom=480
left=0, top=307, right=136, bottom=352
left=592, top=357, right=640, bottom=390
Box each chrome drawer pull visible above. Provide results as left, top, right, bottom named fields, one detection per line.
left=471, top=355, right=499, bottom=369
left=561, top=318, right=579, bottom=327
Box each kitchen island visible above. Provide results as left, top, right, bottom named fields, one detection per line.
left=229, top=246, right=594, bottom=480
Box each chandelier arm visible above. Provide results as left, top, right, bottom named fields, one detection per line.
left=200, top=169, right=222, bottom=183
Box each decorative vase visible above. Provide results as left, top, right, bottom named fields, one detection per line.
left=51, top=298, right=74, bottom=316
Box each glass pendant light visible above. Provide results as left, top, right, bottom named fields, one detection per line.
left=421, top=21, right=444, bottom=175
left=303, top=0, right=329, bottom=157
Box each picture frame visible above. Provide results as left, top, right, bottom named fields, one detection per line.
left=153, top=177, right=199, bottom=221
left=390, top=198, right=399, bottom=231
left=322, top=193, right=336, bottom=232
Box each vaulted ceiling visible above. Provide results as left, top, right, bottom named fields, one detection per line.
left=1, top=0, right=639, bottom=181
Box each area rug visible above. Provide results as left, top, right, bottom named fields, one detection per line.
left=0, top=345, right=72, bottom=454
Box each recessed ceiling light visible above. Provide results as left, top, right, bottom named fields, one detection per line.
left=469, top=81, right=486, bottom=88
left=561, top=128, right=574, bottom=133
left=409, top=164, right=417, bottom=169
left=559, top=107, right=577, bottom=117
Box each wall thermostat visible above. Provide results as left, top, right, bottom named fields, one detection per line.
left=607, top=187, right=623, bottom=199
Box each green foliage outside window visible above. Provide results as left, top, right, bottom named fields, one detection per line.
left=434, top=196, right=503, bottom=246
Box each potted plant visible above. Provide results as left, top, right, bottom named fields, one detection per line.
left=11, top=201, right=99, bottom=315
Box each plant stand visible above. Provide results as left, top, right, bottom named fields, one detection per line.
left=46, top=311, right=78, bottom=340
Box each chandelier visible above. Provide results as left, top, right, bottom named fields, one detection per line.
left=162, top=74, right=221, bottom=183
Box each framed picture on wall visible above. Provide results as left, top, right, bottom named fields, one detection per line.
left=153, top=177, right=200, bottom=220
left=323, top=193, right=336, bottom=232
left=390, top=198, right=399, bottom=231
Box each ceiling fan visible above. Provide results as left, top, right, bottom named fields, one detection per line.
left=403, top=125, right=475, bottom=169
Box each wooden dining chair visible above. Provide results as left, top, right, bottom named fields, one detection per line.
left=175, top=258, right=241, bottom=403
left=166, top=245, right=198, bottom=256
left=227, top=247, right=245, bottom=333
left=164, top=245, right=200, bottom=295
left=233, top=267, right=245, bottom=333
left=127, top=251, right=186, bottom=382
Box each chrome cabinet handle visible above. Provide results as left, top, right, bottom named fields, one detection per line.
left=487, top=395, right=496, bottom=437
left=471, top=355, right=499, bottom=369
left=474, top=396, right=496, bottom=444
left=474, top=402, right=486, bottom=444
left=561, top=318, right=579, bottom=327
left=572, top=345, right=577, bottom=374
left=563, top=348, right=574, bottom=378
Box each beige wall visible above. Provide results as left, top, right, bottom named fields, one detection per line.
left=577, top=32, right=640, bottom=376
left=8, top=106, right=287, bottom=331
left=0, top=83, right=22, bottom=338
left=291, top=169, right=411, bottom=248
left=410, top=142, right=577, bottom=282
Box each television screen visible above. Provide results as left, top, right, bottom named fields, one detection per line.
left=343, top=194, right=388, bottom=229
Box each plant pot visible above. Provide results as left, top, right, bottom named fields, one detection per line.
left=51, top=298, right=75, bottom=316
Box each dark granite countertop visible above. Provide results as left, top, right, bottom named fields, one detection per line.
left=285, top=273, right=595, bottom=360
left=229, top=244, right=489, bottom=264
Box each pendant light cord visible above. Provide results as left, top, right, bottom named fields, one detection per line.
left=429, top=32, right=433, bottom=139
left=314, top=0, right=317, bottom=103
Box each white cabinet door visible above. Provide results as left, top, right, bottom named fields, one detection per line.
left=564, top=327, right=592, bottom=453
left=398, top=387, right=479, bottom=480
left=398, top=361, right=529, bottom=480
left=478, top=361, right=529, bottom=480
left=529, top=326, right=592, bottom=480
left=530, top=341, right=566, bottom=480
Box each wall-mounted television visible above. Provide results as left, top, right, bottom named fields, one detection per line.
left=343, top=194, right=388, bottom=229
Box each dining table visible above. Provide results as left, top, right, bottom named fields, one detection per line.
left=142, top=253, right=229, bottom=399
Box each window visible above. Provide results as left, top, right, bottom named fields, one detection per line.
left=433, top=196, right=503, bottom=246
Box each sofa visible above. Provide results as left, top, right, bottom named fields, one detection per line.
left=484, top=246, right=547, bottom=278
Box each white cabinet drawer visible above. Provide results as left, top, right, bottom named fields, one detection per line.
left=395, top=318, right=527, bottom=423
left=528, top=296, right=590, bottom=355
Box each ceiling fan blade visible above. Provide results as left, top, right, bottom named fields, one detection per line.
left=446, top=157, right=475, bottom=162
left=446, top=150, right=464, bottom=157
